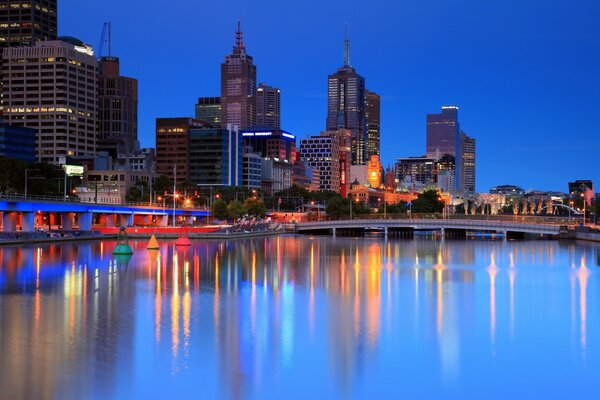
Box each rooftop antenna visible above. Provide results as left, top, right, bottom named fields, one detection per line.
left=108, top=21, right=111, bottom=57
left=344, top=23, right=350, bottom=67
left=235, top=20, right=244, bottom=50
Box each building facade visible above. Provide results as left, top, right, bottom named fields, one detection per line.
left=0, top=1, right=57, bottom=48
left=256, top=83, right=280, bottom=129
left=365, top=89, right=380, bottom=158
left=195, top=96, right=221, bottom=127
left=299, top=135, right=341, bottom=192
left=241, top=128, right=296, bottom=162
left=0, top=117, right=36, bottom=161
left=326, top=33, right=366, bottom=165
left=0, top=0, right=58, bottom=114
left=155, top=117, right=207, bottom=181
left=220, top=22, right=256, bottom=130
left=395, top=156, right=436, bottom=191
left=188, top=125, right=243, bottom=187
left=243, top=148, right=261, bottom=189
left=97, top=56, right=138, bottom=157
left=2, top=38, right=98, bottom=164
left=426, top=106, right=460, bottom=159
left=261, top=157, right=292, bottom=195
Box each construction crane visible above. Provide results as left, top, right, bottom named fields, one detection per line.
left=97, top=21, right=111, bottom=60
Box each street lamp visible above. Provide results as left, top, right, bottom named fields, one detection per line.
left=24, top=168, right=40, bottom=198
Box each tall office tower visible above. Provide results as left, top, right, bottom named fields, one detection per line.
left=0, top=0, right=58, bottom=113
left=426, top=106, right=460, bottom=159
left=188, top=124, right=243, bottom=187
left=256, top=83, right=280, bottom=129
left=155, top=117, right=207, bottom=181
left=220, top=21, right=256, bottom=130
left=97, top=56, right=139, bottom=158
left=2, top=38, right=98, bottom=164
left=458, top=131, right=476, bottom=193
left=365, top=90, right=380, bottom=157
left=0, top=0, right=57, bottom=47
left=195, top=97, right=221, bottom=126
left=299, top=135, right=341, bottom=192
left=326, top=27, right=366, bottom=165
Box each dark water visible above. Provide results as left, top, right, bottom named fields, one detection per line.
left=0, top=236, right=599, bottom=400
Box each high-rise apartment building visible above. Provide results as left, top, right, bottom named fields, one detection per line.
left=2, top=38, right=98, bottom=164
left=220, top=22, right=256, bottom=130
left=458, top=132, right=476, bottom=193
left=155, top=117, right=207, bottom=181
left=365, top=90, right=380, bottom=158
left=395, top=156, right=436, bottom=191
left=0, top=117, right=36, bottom=161
left=426, top=106, right=460, bottom=159
left=256, top=83, right=280, bottom=129
left=326, top=29, right=366, bottom=165
left=299, top=135, right=341, bottom=192
left=195, top=97, right=221, bottom=127
left=97, top=56, right=138, bottom=157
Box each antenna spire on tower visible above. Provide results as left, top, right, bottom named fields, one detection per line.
left=344, top=23, right=351, bottom=67
left=235, top=20, right=245, bottom=50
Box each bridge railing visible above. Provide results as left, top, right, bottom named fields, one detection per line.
left=0, top=193, right=209, bottom=212
left=296, top=218, right=562, bottom=233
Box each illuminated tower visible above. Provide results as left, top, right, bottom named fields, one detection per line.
left=326, top=25, right=367, bottom=165
left=220, top=21, right=256, bottom=130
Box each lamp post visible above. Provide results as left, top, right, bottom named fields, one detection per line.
left=24, top=168, right=40, bottom=198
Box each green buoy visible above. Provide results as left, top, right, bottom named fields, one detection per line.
left=113, top=226, right=134, bottom=255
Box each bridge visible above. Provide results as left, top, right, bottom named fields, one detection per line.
left=296, top=218, right=562, bottom=238
left=0, top=194, right=209, bottom=234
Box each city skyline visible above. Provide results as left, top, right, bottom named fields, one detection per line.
left=57, top=0, right=600, bottom=192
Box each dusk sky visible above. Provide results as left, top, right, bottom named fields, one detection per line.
left=59, top=0, right=599, bottom=193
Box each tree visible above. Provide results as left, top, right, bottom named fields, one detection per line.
left=227, top=200, right=247, bottom=220
left=154, top=175, right=173, bottom=195
left=244, top=197, right=266, bottom=217
left=326, top=196, right=348, bottom=220
left=211, top=199, right=229, bottom=221
left=387, top=202, right=409, bottom=214
left=411, top=190, right=444, bottom=213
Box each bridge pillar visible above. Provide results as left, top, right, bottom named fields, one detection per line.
left=157, top=215, right=168, bottom=227
left=78, top=212, right=93, bottom=231
left=332, top=227, right=336, bottom=237
left=2, top=212, right=17, bottom=232
left=185, top=215, right=194, bottom=226
left=61, top=212, right=74, bottom=230
left=384, top=227, right=388, bottom=238
left=21, top=212, right=35, bottom=232
left=105, top=213, right=117, bottom=228
left=121, top=213, right=134, bottom=227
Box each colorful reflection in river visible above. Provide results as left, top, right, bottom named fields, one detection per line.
left=0, top=236, right=599, bottom=399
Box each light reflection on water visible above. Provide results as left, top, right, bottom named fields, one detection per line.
left=0, top=236, right=599, bottom=399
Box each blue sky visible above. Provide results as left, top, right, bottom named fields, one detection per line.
left=59, top=0, right=600, bottom=192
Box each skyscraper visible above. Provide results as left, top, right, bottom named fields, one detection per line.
left=2, top=38, right=98, bottom=164
left=98, top=56, right=139, bottom=157
left=458, top=131, right=476, bottom=193
left=426, top=106, right=460, bottom=159
left=0, top=0, right=58, bottom=113
left=365, top=90, right=380, bottom=158
left=220, top=21, right=256, bottom=130
left=256, top=83, right=280, bottom=129
left=326, top=27, right=367, bottom=165
left=195, top=97, right=221, bottom=127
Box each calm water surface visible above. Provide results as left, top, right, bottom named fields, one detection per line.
left=1, top=235, right=599, bottom=399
